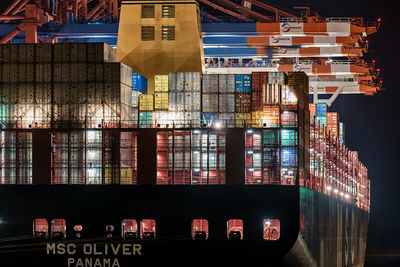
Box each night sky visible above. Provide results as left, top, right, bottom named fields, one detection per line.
left=0, top=0, right=398, bottom=263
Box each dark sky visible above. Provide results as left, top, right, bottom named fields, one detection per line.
left=0, top=0, right=398, bottom=253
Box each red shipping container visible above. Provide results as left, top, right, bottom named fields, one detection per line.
left=252, top=91, right=263, bottom=111
left=235, top=93, right=251, bottom=113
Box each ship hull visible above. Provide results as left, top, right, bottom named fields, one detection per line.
left=0, top=185, right=368, bottom=267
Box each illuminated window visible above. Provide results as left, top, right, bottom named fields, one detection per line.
left=141, top=26, right=154, bottom=41
left=141, top=5, right=154, bottom=18
left=162, top=5, right=175, bottom=18
left=121, top=219, right=138, bottom=240
left=227, top=219, right=243, bottom=240
left=192, top=219, right=209, bottom=240
left=140, top=219, right=156, bottom=239
left=162, top=26, right=175, bottom=41
left=263, top=219, right=280, bottom=240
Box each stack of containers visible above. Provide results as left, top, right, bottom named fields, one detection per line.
left=202, top=74, right=219, bottom=126
left=132, top=73, right=147, bottom=122
left=139, top=94, right=154, bottom=128
left=153, top=75, right=169, bottom=127
left=168, top=72, right=185, bottom=127
left=184, top=72, right=201, bottom=127
left=234, top=74, right=251, bottom=127
left=251, top=72, right=267, bottom=112
left=339, top=122, right=345, bottom=144
left=327, top=112, right=339, bottom=140
left=309, top=103, right=316, bottom=119
left=218, top=74, right=235, bottom=127
left=315, top=104, right=327, bottom=127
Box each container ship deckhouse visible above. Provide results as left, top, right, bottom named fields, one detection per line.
left=0, top=1, right=377, bottom=267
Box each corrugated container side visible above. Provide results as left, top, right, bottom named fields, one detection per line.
left=316, top=104, right=328, bottom=116
left=218, top=93, right=235, bottom=113
left=184, top=92, right=200, bottom=111
left=202, top=74, right=219, bottom=93
left=168, top=91, right=184, bottom=111
left=219, top=113, right=235, bottom=127
left=87, top=43, right=116, bottom=63
left=35, top=43, right=53, bottom=63
left=132, top=73, right=148, bottom=93
left=155, top=75, right=168, bottom=92
left=154, top=92, right=169, bottom=110
left=309, top=104, right=316, bottom=118
left=281, top=111, right=298, bottom=127
left=327, top=112, right=339, bottom=125
left=184, top=72, right=201, bottom=92
left=139, top=111, right=152, bottom=128
left=18, top=44, right=35, bottom=63
left=177, top=72, right=185, bottom=91
left=268, top=72, right=288, bottom=85
left=184, top=111, right=201, bottom=127
left=202, top=93, right=218, bottom=113
left=235, top=74, right=251, bottom=93
left=235, top=93, right=251, bottom=113
left=139, top=94, right=154, bottom=111
left=132, top=91, right=142, bottom=107
left=235, top=113, right=251, bottom=127
left=316, top=115, right=327, bottom=127
left=262, top=106, right=280, bottom=128
left=264, top=84, right=280, bottom=104
left=168, top=72, right=177, bottom=91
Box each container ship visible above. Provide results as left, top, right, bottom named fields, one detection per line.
left=0, top=1, right=380, bottom=266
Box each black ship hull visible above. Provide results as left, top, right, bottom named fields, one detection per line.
left=0, top=185, right=368, bottom=267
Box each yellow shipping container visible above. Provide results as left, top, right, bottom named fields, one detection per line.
left=139, top=94, right=154, bottom=111
left=235, top=113, right=251, bottom=127
left=154, top=92, right=169, bottom=110
left=155, top=75, right=169, bottom=92
left=251, top=111, right=263, bottom=127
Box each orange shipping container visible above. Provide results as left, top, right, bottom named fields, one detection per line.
left=309, top=104, right=316, bottom=117
left=327, top=112, right=339, bottom=125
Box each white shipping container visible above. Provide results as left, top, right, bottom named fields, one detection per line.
left=202, top=93, right=218, bottom=113
left=218, top=113, right=235, bottom=128
left=177, top=72, right=185, bottom=91
left=218, top=74, right=235, bottom=93
left=184, top=72, right=201, bottom=92
left=132, top=91, right=142, bottom=107
left=268, top=72, right=287, bottom=85
left=264, top=84, right=280, bottom=104
left=184, top=92, right=201, bottom=111
left=168, top=91, right=184, bottom=111
left=202, top=74, right=219, bottom=93
left=184, top=111, right=201, bottom=127
left=153, top=111, right=184, bottom=128
left=218, top=94, right=235, bottom=113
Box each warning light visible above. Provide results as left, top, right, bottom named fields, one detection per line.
left=377, top=69, right=380, bottom=72
left=365, top=40, right=369, bottom=44
left=379, top=80, right=383, bottom=84
left=377, top=18, right=382, bottom=22
left=372, top=60, right=376, bottom=63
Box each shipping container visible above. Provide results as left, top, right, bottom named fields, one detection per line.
left=218, top=93, right=235, bottom=113
left=235, top=74, right=252, bottom=93
left=281, top=111, right=298, bottom=127
left=184, top=112, right=201, bottom=127
left=132, top=91, right=142, bottom=107
left=184, top=72, right=201, bottom=92
left=309, top=103, right=316, bottom=118
left=202, top=93, right=218, bottom=113
left=152, top=111, right=183, bottom=127
left=235, top=113, right=251, bottom=128
left=327, top=112, right=339, bottom=126
left=139, top=111, right=152, bottom=128
left=201, top=113, right=218, bottom=127
left=139, top=94, right=154, bottom=111
left=35, top=43, right=53, bottom=63
left=202, top=74, right=219, bottom=93
left=184, top=92, right=200, bottom=111
left=268, top=72, right=288, bottom=85
left=132, top=73, right=148, bottom=93
left=288, top=72, right=309, bottom=94
left=264, top=84, right=280, bottom=104
left=262, top=106, right=280, bottom=128
left=316, top=115, right=327, bottom=127
left=35, top=63, right=52, bottom=83
left=218, top=74, right=235, bottom=93
left=103, top=63, right=132, bottom=86
left=235, top=93, right=251, bottom=113
left=316, top=104, right=327, bottom=116
left=281, top=85, right=298, bottom=106
left=252, top=90, right=263, bottom=112
left=219, top=113, right=235, bottom=128
left=154, top=92, right=169, bottom=110
left=155, top=75, right=168, bottom=92
left=168, top=91, right=184, bottom=111
left=87, top=43, right=116, bottom=63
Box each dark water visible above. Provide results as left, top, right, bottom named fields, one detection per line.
left=365, top=258, right=400, bottom=267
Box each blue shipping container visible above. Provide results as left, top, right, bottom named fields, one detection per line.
left=132, top=73, right=148, bottom=93
left=281, top=147, right=297, bottom=167
left=315, top=104, right=327, bottom=116
left=235, top=74, right=252, bottom=93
